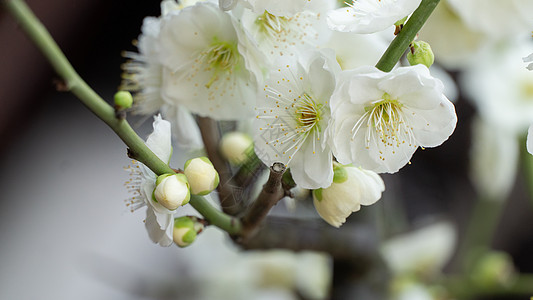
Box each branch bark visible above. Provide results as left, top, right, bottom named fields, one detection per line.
left=239, top=162, right=286, bottom=241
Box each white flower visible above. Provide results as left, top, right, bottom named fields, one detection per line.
left=330, top=64, right=457, bottom=173
left=159, top=2, right=266, bottom=120
left=381, top=221, right=456, bottom=275
left=238, top=0, right=333, bottom=64
left=125, top=115, right=176, bottom=247
left=121, top=5, right=203, bottom=150
left=418, top=2, right=486, bottom=70
left=184, top=157, right=220, bottom=195
left=462, top=39, right=533, bottom=135
left=220, top=0, right=322, bottom=17
left=254, top=50, right=340, bottom=189
left=524, top=52, right=533, bottom=71
left=323, top=30, right=388, bottom=70
left=470, top=117, right=518, bottom=200
left=312, top=164, right=384, bottom=227
left=447, top=0, right=533, bottom=39
left=327, top=0, right=422, bottom=34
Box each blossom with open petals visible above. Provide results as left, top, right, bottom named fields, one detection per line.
left=330, top=64, right=457, bottom=173
left=219, top=0, right=321, bottom=17
left=159, top=2, right=266, bottom=120
left=121, top=3, right=203, bottom=150
left=327, top=0, right=422, bottom=34
left=254, top=50, right=340, bottom=189
left=125, top=115, right=177, bottom=247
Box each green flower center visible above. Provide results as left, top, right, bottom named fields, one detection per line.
left=295, top=93, right=322, bottom=133
left=353, top=93, right=415, bottom=150
left=255, top=11, right=290, bottom=35
left=200, top=38, right=241, bottom=88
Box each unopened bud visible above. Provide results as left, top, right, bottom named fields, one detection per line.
left=114, top=91, right=133, bottom=109
left=184, top=157, right=220, bottom=195
left=220, top=131, right=254, bottom=165
left=153, top=173, right=190, bottom=210
left=173, top=216, right=204, bottom=248
left=471, top=251, right=515, bottom=288
left=407, top=41, right=434, bottom=68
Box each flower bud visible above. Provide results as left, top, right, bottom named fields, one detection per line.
left=153, top=173, right=190, bottom=210
left=114, top=91, right=133, bottom=109
left=173, top=216, right=204, bottom=248
left=407, top=41, right=435, bottom=68
left=313, top=165, right=384, bottom=227
left=184, top=157, right=220, bottom=195
left=471, top=251, right=515, bottom=288
left=219, top=131, right=254, bottom=165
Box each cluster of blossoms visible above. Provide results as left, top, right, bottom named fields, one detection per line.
left=123, top=0, right=458, bottom=237
left=126, top=115, right=218, bottom=246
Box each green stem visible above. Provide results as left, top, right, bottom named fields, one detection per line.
left=4, top=0, right=241, bottom=234
left=190, top=195, right=241, bottom=235
left=446, top=274, right=533, bottom=299
left=375, top=0, right=440, bottom=72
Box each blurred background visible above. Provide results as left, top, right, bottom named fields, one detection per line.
left=1, top=1, right=533, bottom=299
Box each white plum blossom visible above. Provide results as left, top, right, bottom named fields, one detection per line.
left=447, top=0, right=533, bottom=39
left=323, top=30, right=388, bottom=70
left=237, top=0, right=334, bottom=64
left=254, top=50, right=340, bottom=189
left=327, top=0, right=422, bottom=34
left=418, top=1, right=487, bottom=70
left=121, top=3, right=203, bottom=150
left=125, top=115, right=177, bottom=247
left=524, top=53, right=533, bottom=71
left=330, top=64, right=457, bottom=173
left=470, top=117, right=518, bottom=200
left=312, top=164, right=385, bottom=227
left=462, top=39, right=533, bottom=135
left=219, top=0, right=322, bottom=17
left=159, top=2, right=266, bottom=120
left=381, top=221, right=456, bottom=275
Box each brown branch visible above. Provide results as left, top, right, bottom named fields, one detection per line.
left=239, top=162, right=286, bottom=241
left=197, top=116, right=241, bottom=216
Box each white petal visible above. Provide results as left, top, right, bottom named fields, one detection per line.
left=407, top=96, right=457, bottom=148
left=145, top=208, right=174, bottom=247
left=145, top=115, right=173, bottom=163
left=290, top=139, right=333, bottom=189
left=161, top=104, right=204, bottom=150
left=528, top=125, right=533, bottom=155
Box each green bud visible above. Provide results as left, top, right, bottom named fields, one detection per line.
left=471, top=251, right=515, bottom=288
left=173, top=216, right=204, bottom=248
left=407, top=41, right=435, bottom=68
left=114, top=91, right=133, bottom=109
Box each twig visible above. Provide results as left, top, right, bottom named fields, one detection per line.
left=239, top=162, right=286, bottom=241
left=197, top=116, right=241, bottom=215
left=375, top=0, right=440, bottom=72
